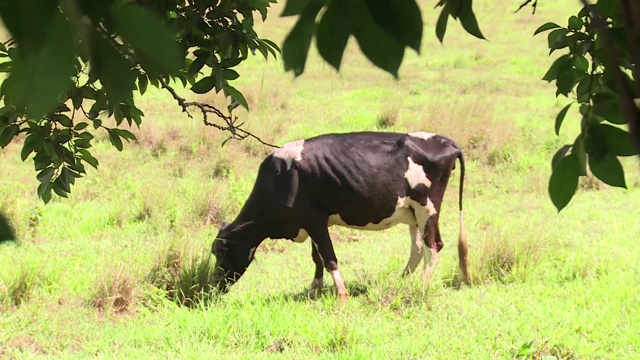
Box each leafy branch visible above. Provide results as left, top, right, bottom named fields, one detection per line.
left=160, top=79, right=279, bottom=148
left=534, top=0, right=639, bottom=210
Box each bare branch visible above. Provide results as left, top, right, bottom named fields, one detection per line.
left=159, top=78, right=279, bottom=148
left=515, top=0, right=538, bottom=14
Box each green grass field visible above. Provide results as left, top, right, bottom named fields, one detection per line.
left=2, top=1, right=640, bottom=358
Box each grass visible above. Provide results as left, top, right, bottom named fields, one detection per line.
left=1, top=0, right=640, bottom=358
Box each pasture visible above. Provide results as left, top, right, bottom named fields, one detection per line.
left=1, top=0, right=640, bottom=358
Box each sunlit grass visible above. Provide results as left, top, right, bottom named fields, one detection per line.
left=1, top=0, right=639, bottom=358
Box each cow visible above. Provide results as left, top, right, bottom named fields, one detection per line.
left=212, top=131, right=468, bottom=301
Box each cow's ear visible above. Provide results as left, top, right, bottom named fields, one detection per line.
left=220, top=221, right=231, bottom=230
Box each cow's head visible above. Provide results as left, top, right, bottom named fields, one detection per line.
left=211, top=222, right=256, bottom=293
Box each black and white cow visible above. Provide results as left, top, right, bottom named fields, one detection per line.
left=212, top=131, right=468, bottom=301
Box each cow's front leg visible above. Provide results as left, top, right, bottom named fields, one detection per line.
left=309, top=240, right=324, bottom=298
left=308, top=223, right=348, bottom=301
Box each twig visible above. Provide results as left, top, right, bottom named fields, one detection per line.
left=515, top=0, right=538, bottom=14
left=159, top=78, right=280, bottom=148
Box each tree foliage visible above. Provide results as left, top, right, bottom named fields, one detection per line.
left=530, top=0, right=640, bottom=210
left=0, top=0, right=638, bottom=212
left=0, top=0, right=279, bottom=202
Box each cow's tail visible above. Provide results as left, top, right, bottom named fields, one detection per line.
left=457, top=150, right=470, bottom=285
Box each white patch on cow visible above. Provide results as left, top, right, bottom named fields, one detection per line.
left=422, top=247, right=439, bottom=285
left=273, top=139, right=304, bottom=170
left=330, top=270, right=348, bottom=301
left=248, top=246, right=257, bottom=261
left=292, top=228, right=309, bottom=243
left=404, top=157, right=431, bottom=189
left=409, top=131, right=435, bottom=142
left=328, top=196, right=416, bottom=230
left=426, top=197, right=437, bottom=216
left=402, top=225, right=423, bottom=275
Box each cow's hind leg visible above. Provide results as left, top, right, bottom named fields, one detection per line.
left=422, top=212, right=440, bottom=284
left=402, top=225, right=423, bottom=276
left=307, top=222, right=348, bottom=301
left=410, top=199, right=439, bottom=285
left=309, top=240, right=324, bottom=298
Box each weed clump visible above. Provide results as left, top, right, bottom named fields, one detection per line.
left=1, top=265, right=40, bottom=307
left=376, top=108, right=399, bottom=129
left=91, top=268, right=137, bottom=313
left=146, top=246, right=219, bottom=307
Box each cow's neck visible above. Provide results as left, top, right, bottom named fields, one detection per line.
left=227, top=219, right=268, bottom=248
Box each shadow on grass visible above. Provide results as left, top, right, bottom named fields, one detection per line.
left=261, top=280, right=370, bottom=304
left=0, top=212, right=17, bottom=243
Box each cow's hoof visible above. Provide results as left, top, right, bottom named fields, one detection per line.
left=338, top=293, right=348, bottom=302
left=308, top=289, right=321, bottom=299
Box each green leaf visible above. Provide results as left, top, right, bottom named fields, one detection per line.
left=363, top=0, right=423, bottom=52
left=53, top=114, right=73, bottom=128
left=71, top=88, right=83, bottom=109
left=21, top=133, right=38, bottom=161
left=316, top=0, right=352, bottom=70
left=0, top=123, right=18, bottom=148
left=596, top=0, right=618, bottom=18
left=599, top=124, right=636, bottom=156
left=262, top=39, right=282, bottom=55
left=352, top=0, right=404, bottom=78
left=589, top=152, right=626, bottom=188
left=108, top=130, right=124, bottom=151
left=551, top=145, right=572, bottom=171
left=282, top=3, right=322, bottom=76
left=191, top=76, right=216, bottom=94
left=224, top=85, right=249, bottom=111
left=548, top=153, right=580, bottom=211
left=458, top=0, right=485, bottom=40
left=37, top=182, right=53, bottom=204
left=138, top=73, right=149, bottom=95
left=534, top=22, right=561, bottom=36
left=90, top=33, right=136, bottom=104
left=37, top=167, right=54, bottom=184
left=52, top=181, right=69, bottom=198
left=592, top=93, right=624, bottom=124
left=220, top=57, right=243, bottom=68
left=188, top=56, right=207, bottom=82
left=0, top=61, right=11, bottom=73
left=57, top=167, right=71, bottom=193
left=78, top=149, right=99, bottom=169
left=281, top=0, right=311, bottom=16
left=112, top=5, right=182, bottom=75
left=555, top=103, right=572, bottom=135
left=568, top=16, right=583, bottom=31
left=548, top=28, right=569, bottom=52
left=435, top=5, right=450, bottom=43
left=2, top=11, right=76, bottom=120
left=572, top=134, right=587, bottom=176
left=573, top=55, right=589, bottom=73
left=223, top=69, right=240, bottom=80
left=586, top=122, right=609, bottom=159
left=113, top=128, right=136, bottom=141
left=555, top=69, right=578, bottom=97
left=542, top=54, right=571, bottom=82
left=575, top=77, right=591, bottom=103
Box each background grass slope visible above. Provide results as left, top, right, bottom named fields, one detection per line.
left=1, top=0, right=639, bottom=358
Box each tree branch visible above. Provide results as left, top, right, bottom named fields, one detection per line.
left=515, top=0, right=538, bottom=14
left=582, top=0, right=640, bottom=155
left=159, top=78, right=280, bottom=148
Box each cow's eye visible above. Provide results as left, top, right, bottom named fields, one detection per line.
left=213, top=239, right=228, bottom=255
